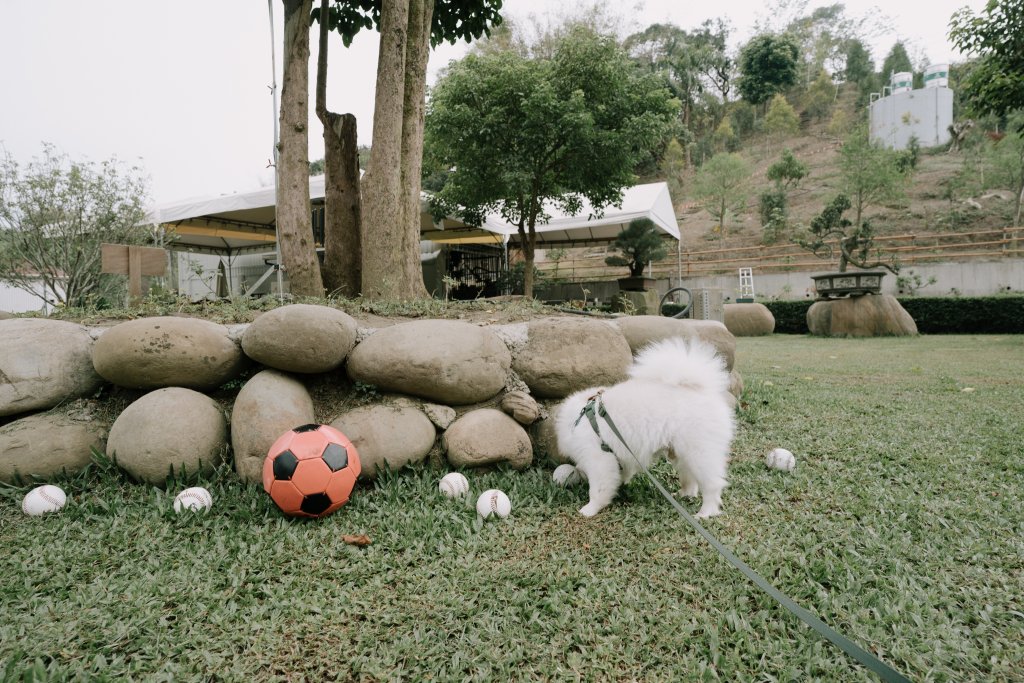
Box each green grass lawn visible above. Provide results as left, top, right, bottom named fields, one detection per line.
left=2, top=335, right=1022, bottom=681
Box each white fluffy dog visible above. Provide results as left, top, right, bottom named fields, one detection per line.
left=554, top=337, right=735, bottom=518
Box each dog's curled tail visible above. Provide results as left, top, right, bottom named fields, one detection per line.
left=629, top=337, right=730, bottom=394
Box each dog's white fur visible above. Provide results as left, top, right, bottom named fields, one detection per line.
left=554, top=337, right=735, bottom=518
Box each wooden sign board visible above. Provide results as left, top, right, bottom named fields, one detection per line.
left=101, top=243, right=167, bottom=303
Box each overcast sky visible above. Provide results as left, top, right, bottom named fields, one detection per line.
left=0, top=0, right=985, bottom=206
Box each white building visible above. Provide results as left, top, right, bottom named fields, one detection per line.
left=869, top=65, right=953, bottom=151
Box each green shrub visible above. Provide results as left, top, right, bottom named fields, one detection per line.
left=897, top=296, right=1024, bottom=334
left=762, top=300, right=813, bottom=333
left=763, top=296, right=1024, bottom=335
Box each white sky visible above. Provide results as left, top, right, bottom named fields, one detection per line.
left=0, top=0, right=985, bottom=206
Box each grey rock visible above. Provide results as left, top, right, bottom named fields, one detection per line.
left=241, top=304, right=357, bottom=373
left=512, top=317, right=632, bottom=399
left=230, top=370, right=316, bottom=483
left=443, top=408, right=533, bottom=470
left=347, top=320, right=511, bottom=405
left=93, top=316, right=246, bottom=390
left=0, top=413, right=106, bottom=483
left=0, top=319, right=104, bottom=418
left=613, top=316, right=736, bottom=371
left=330, top=404, right=436, bottom=479
left=107, top=387, right=228, bottom=485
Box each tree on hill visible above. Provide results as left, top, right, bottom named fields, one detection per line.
left=0, top=145, right=150, bottom=307
left=880, top=41, right=913, bottom=83
left=424, top=27, right=678, bottom=298
left=839, top=126, right=910, bottom=232
left=736, top=33, right=800, bottom=109
left=765, top=94, right=800, bottom=149
left=949, top=0, right=1024, bottom=124
left=692, top=152, right=752, bottom=241
left=843, top=38, right=878, bottom=106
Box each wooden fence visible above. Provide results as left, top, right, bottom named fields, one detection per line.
left=535, top=227, right=1024, bottom=282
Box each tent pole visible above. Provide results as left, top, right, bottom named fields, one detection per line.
left=268, top=0, right=284, bottom=302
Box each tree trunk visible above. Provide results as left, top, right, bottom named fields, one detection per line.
left=316, top=0, right=361, bottom=297
left=397, top=0, right=432, bottom=299
left=362, top=0, right=429, bottom=300
left=278, top=0, right=323, bottom=298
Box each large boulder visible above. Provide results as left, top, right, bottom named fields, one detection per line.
left=107, top=387, right=228, bottom=485
left=807, top=294, right=918, bottom=337
left=93, top=317, right=246, bottom=390
left=230, top=370, right=316, bottom=483
left=443, top=408, right=533, bottom=470
left=346, top=320, right=511, bottom=405
left=0, top=319, right=104, bottom=418
left=724, top=303, right=775, bottom=336
left=613, top=316, right=736, bottom=371
left=0, top=413, right=106, bottom=483
left=512, top=318, right=632, bottom=399
left=240, top=304, right=358, bottom=373
left=330, top=404, right=436, bottom=479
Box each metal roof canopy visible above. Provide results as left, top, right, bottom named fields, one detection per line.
left=144, top=178, right=679, bottom=254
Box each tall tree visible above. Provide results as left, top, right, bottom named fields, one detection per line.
left=314, top=0, right=503, bottom=300
left=879, top=41, right=913, bottom=82
left=0, top=145, right=150, bottom=307
left=736, top=33, right=800, bottom=109
left=839, top=126, right=910, bottom=231
left=692, top=152, right=752, bottom=240
left=314, top=0, right=361, bottom=297
left=278, top=0, right=324, bottom=297
left=424, top=27, right=678, bottom=298
left=949, top=0, right=1024, bottom=123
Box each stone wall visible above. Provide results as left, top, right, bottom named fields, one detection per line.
left=0, top=307, right=738, bottom=485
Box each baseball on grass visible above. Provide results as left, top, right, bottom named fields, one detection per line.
left=438, top=472, right=470, bottom=498
left=765, top=448, right=797, bottom=471
left=173, top=486, right=214, bottom=513
left=476, top=489, right=511, bottom=519
left=22, top=485, right=67, bottom=516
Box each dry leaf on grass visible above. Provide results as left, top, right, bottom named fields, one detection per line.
left=342, top=534, right=372, bottom=547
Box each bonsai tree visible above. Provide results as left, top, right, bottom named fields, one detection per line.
left=604, top=218, right=669, bottom=277
left=798, top=194, right=900, bottom=273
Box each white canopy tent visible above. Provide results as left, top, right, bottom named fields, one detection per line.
left=478, top=182, right=680, bottom=248
left=145, top=178, right=679, bottom=253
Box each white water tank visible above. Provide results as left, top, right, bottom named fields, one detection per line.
left=924, top=63, right=949, bottom=88
left=891, top=71, right=913, bottom=93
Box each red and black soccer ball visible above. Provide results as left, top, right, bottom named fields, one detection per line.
left=262, top=424, right=361, bottom=518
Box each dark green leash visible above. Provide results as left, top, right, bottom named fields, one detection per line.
left=575, top=394, right=911, bottom=683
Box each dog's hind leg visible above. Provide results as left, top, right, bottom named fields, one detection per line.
left=667, top=450, right=699, bottom=498
left=674, top=442, right=728, bottom=519
left=575, top=453, right=621, bottom=517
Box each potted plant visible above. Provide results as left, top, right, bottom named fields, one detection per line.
left=605, top=218, right=669, bottom=291
left=798, top=194, right=899, bottom=299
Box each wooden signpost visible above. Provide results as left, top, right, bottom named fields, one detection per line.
left=101, top=243, right=167, bottom=304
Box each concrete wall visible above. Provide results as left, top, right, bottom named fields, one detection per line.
left=539, top=258, right=1024, bottom=304
left=870, top=87, right=953, bottom=150
left=0, top=281, right=57, bottom=314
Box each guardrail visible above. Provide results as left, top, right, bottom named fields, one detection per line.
left=534, top=227, right=1024, bottom=282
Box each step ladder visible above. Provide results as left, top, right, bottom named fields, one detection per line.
left=737, top=267, right=755, bottom=302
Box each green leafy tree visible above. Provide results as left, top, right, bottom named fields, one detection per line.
left=843, top=38, right=878, bottom=105
left=692, top=152, right=752, bottom=240
left=0, top=145, right=151, bottom=307
left=604, top=218, right=669, bottom=277
left=764, top=94, right=800, bottom=146
left=839, top=126, right=910, bottom=231
left=759, top=188, right=787, bottom=244
left=660, top=137, right=687, bottom=200
left=949, top=0, right=1024, bottom=122
left=767, top=148, right=809, bottom=189
left=736, top=33, right=800, bottom=108
left=804, top=69, right=836, bottom=121
left=985, top=112, right=1024, bottom=225
left=712, top=118, right=739, bottom=152
left=424, top=27, right=678, bottom=298
left=880, top=41, right=913, bottom=82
